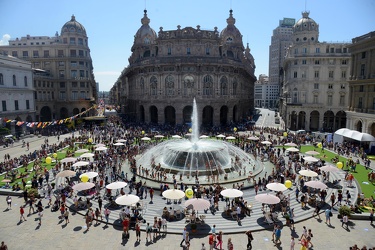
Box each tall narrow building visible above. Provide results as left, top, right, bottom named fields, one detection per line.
left=0, top=15, right=97, bottom=122
left=268, top=18, right=295, bottom=108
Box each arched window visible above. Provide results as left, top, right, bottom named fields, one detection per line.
left=220, top=76, right=228, bottom=95
left=140, top=77, right=145, bottom=94
left=13, top=75, right=16, bottom=86
left=203, top=75, right=213, bottom=96
left=165, top=75, right=174, bottom=96
left=150, top=76, right=157, bottom=96
left=232, top=78, right=238, bottom=95
left=24, top=76, right=28, bottom=86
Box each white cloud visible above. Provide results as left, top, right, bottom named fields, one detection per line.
left=0, top=34, right=11, bottom=45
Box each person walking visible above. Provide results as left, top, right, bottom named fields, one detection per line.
left=135, top=218, right=141, bottom=241
left=103, top=207, right=110, bottom=225
left=342, top=214, right=348, bottom=230
left=246, top=230, right=254, bottom=250
left=19, top=206, right=27, bottom=222
left=98, top=196, right=103, bottom=212
left=6, top=195, right=12, bottom=210
left=37, top=209, right=43, bottom=226
left=274, top=225, right=282, bottom=245
left=208, top=233, right=215, bottom=250
left=227, top=238, right=233, bottom=250
left=180, top=227, right=187, bottom=246
left=149, top=187, right=154, bottom=202
left=306, top=229, right=314, bottom=248
left=312, top=203, right=321, bottom=219
left=216, top=231, right=223, bottom=250
left=290, top=236, right=295, bottom=250
left=325, top=208, right=332, bottom=225
left=146, top=223, right=152, bottom=242
left=330, top=192, right=336, bottom=208
left=64, top=208, right=70, bottom=224
left=185, top=232, right=190, bottom=250
left=0, top=241, right=8, bottom=250
left=370, top=209, right=374, bottom=225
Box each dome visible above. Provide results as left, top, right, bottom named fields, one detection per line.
left=220, top=10, right=243, bottom=45
left=292, top=12, right=319, bottom=43
left=133, top=10, right=157, bottom=48
left=61, top=15, right=87, bottom=36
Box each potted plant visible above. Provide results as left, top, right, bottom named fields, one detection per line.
left=338, top=205, right=352, bottom=219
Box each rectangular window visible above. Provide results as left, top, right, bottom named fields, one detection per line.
left=167, top=47, right=171, bottom=55
left=314, top=83, right=319, bottom=89
left=302, top=60, right=307, bottom=65
left=187, top=48, right=191, bottom=55
left=294, top=60, right=298, bottom=65
left=72, top=82, right=78, bottom=88
left=59, top=70, right=65, bottom=78
left=70, top=50, right=76, bottom=57
left=294, top=48, right=298, bottom=54
left=70, top=37, right=76, bottom=45
left=26, top=100, right=30, bottom=110
left=358, top=97, right=363, bottom=108
left=80, top=91, right=86, bottom=99
left=51, top=92, right=54, bottom=100
left=360, top=64, right=365, bottom=78
left=330, top=48, right=334, bottom=53
left=341, top=71, right=347, bottom=79
left=60, top=82, right=65, bottom=88
left=315, top=48, right=320, bottom=53
left=359, top=85, right=364, bottom=92
left=329, top=70, right=334, bottom=79
left=302, top=48, right=307, bottom=53
left=314, top=60, right=320, bottom=65
left=79, top=50, right=84, bottom=57
left=362, top=52, right=366, bottom=59
left=12, top=51, right=18, bottom=57
left=71, top=70, right=77, bottom=78
left=327, top=94, right=333, bottom=105
left=80, top=82, right=85, bottom=88
left=328, top=84, right=333, bottom=89
left=342, top=59, right=347, bottom=65
left=79, top=70, right=85, bottom=77
left=313, top=95, right=318, bottom=104
left=70, top=61, right=77, bottom=67
left=343, top=48, right=348, bottom=53
left=59, top=91, right=66, bottom=100
left=22, top=51, right=28, bottom=57
left=314, top=71, right=319, bottom=78
left=14, top=100, right=19, bottom=110
left=340, top=95, right=345, bottom=105
left=71, top=91, right=78, bottom=100
left=293, top=71, right=297, bottom=78
left=2, top=100, right=6, bottom=111
left=58, top=50, right=64, bottom=57
left=43, top=50, right=49, bottom=57
left=206, top=47, right=210, bottom=55
left=63, top=38, right=67, bottom=44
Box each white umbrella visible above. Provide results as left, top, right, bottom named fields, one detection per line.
left=248, top=136, right=259, bottom=141
left=304, top=180, right=328, bottom=189
left=116, top=139, right=127, bottom=143
left=113, top=142, right=125, bottom=146
left=172, top=135, right=182, bottom=139
left=72, top=182, right=95, bottom=191
left=185, top=133, right=192, bottom=136
left=95, top=146, right=108, bottom=151
left=56, top=170, right=76, bottom=178
left=320, top=165, right=339, bottom=172
left=261, top=141, right=272, bottom=145
left=73, top=161, right=90, bottom=167
left=185, top=198, right=210, bottom=211
left=299, top=169, right=318, bottom=177
left=162, top=189, right=185, bottom=200
left=80, top=153, right=95, bottom=158
left=304, top=156, right=319, bottom=162
left=226, top=136, right=236, bottom=140
left=216, top=134, right=226, bottom=138
left=141, top=137, right=151, bottom=141
left=79, top=172, right=98, bottom=179
left=106, top=181, right=128, bottom=190
left=220, top=188, right=243, bottom=198
left=115, top=194, right=140, bottom=206
left=305, top=151, right=320, bottom=156
left=286, top=147, right=299, bottom=152
left=154, top=135, right=164, bottom=138
left=266, top=183, right=287, bottom=192
left=255, top=193, right=280, bottom=204
left=94, top=143, right=106, bottom=148
left=199, top=135, right=209, bottom=139
left=60, top=157, right=77, bottom=163
left=75, top=149, right=89, bottom=153
left=285, top=142, right=298, bottom=147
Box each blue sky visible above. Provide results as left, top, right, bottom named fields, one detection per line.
left=0, top=0, right=374, bottom=91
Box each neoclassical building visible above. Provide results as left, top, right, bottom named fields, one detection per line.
left=111, top=10, right=256, bottom=126
left=0, top=53, right=36, bottom=135
left=0, top=15, right=97, bottom=122
left=280, top=12, right=350, bottom=132
left=346, top=31, right=375, bottom=136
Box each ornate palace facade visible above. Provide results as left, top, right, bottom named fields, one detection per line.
left=111, top=10, right=256, bottom=126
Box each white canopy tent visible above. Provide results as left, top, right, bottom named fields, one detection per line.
left=334, top=128, right=375, bottom=143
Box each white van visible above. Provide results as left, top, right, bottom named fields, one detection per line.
left=296, top=130, right=306, bottom=135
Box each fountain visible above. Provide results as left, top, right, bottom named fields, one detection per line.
left=136, top=99, right=263, bottom=185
